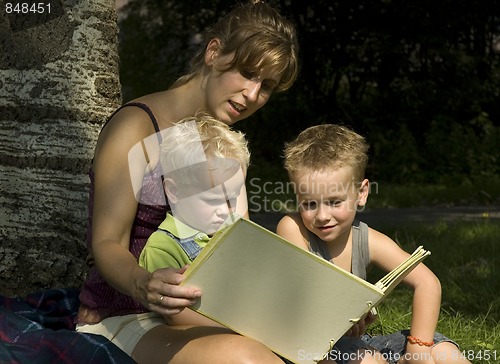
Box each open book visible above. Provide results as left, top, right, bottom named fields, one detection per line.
left=181, top=217, right=430, bottom=364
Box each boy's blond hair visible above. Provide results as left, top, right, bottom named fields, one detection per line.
left=283, top=124, right=368, bottom=184
left=160, top=113, right=250, bottom=190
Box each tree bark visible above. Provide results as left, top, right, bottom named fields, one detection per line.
left=0, top=0, right=121, bottom=296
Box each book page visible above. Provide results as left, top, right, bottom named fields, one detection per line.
left=182, top=218, right=384, bottom=364
left=374, top=246, right=431, bottom=294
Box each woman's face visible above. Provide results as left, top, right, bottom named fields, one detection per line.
left=204, top=53, right=281, bottom=125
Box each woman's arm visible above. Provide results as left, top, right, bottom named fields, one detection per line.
left=165, top=306, right=225, bottom=327
left=236, top=183, right=249, bottom=219
left=91, top=108, right=200, bottom=315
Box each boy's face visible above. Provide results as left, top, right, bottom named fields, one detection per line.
left=293, top=166, right=369, bottom=243
left=171, top=168, right=245, bottom=235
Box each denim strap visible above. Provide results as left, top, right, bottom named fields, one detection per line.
left=157, top=229, right=202, bottom=261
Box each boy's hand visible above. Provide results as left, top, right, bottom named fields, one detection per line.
left=345, top=310, right=377, bottom=337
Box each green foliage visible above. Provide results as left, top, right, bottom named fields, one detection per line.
left=118, top=0, right=500, bottom=184
left=367, top=177, right=500, bottom=208
left=424, top=113, right=500, bottom=183
left=366, top=112, right=500, bottom=183
left=118, top=0, right=235, bottom=102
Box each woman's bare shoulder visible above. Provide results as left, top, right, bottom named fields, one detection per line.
left=95, top=103, right=160, bottom=154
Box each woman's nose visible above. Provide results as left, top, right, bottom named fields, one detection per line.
left=243, top=80, right=261, bottom=102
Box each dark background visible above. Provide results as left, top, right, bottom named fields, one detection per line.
left=117, top=0, right=500, bottom=186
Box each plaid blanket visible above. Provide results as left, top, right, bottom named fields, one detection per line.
left=0, top=287, right=135, bottom=364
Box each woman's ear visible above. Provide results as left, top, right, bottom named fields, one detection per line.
left=163, top=178, right=179, bottom=204
left=205, top=38, right=221, bottom=66
left=357, top=179, right=370, bottom=208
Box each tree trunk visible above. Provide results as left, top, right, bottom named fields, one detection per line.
left=0, top=0, right=121, bottom=296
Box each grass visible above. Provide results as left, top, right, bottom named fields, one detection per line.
left=366, top=219, right=499, bottom=363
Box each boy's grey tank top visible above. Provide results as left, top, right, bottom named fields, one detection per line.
left=307, top=220, right=369, bottom=280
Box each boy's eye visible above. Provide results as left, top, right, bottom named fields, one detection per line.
left=329, top=200, right=343, bottom=207
left=201, top=195, right=224, bottom=205
left=300, top=201, right=317, bottom=210
left=207, top=199, right=222, bottom=206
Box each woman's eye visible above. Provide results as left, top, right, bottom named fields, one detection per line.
left=261, top=81, right=276, bottom=93
left=240, top=69, right=256, bottom=80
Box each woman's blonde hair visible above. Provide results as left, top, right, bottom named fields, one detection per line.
left=171, top=0, right=299, bottom=92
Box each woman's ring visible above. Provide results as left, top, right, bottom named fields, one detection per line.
left=159, top=295, right=165, bottom=305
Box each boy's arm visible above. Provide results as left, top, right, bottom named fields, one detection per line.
left=404, top=266, right=441, bottom=364
left=276, top=213, right=310, bottom=250
left=139, top=233, right=186, bottom=272
left=369, top=228, right=441, bottom=364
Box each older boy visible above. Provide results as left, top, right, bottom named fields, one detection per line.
left=277, top=124, right=470, bottom=364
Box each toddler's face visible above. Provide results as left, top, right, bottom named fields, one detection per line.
left=172, top=168, right=245, bottom=235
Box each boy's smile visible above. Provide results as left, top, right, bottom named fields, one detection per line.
left=293, top=166, right=368, bottom=243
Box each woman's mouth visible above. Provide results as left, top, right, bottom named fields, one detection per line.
left=228, top=100, right=246, bottom=114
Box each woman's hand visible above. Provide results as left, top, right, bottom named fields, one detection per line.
left=139, top=265, right=202, bottom=316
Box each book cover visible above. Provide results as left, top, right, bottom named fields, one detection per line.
left=181, top=217, right=430, bottom=364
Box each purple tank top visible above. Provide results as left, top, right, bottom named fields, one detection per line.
left=77, top=103, right=169, bottom=324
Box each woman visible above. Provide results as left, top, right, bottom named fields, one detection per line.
left=75, top=1, right=300, bottom=363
